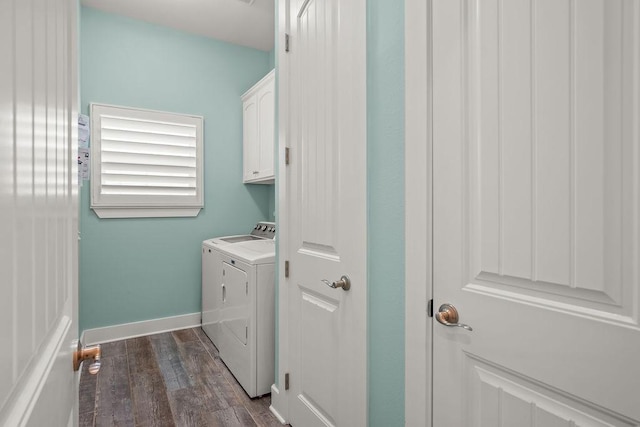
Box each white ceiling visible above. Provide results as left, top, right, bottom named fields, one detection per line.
left=81, top=0, right=275, bottom=52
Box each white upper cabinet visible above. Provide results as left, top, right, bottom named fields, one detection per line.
left=242, top=70, right=275, bottom=184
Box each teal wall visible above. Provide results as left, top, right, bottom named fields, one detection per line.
left=367, top=0, right=405, bottom=425
left=268, top=47, right=276, bottom=71
left=79, top=3, right=405, bottom=423
left=79, top=7, right=273, bottom=332
left=267, top=49, right=276, bottom=223
left=272, top=0, right=281, bottom=387
left=267, top=185, right=276, bottom=221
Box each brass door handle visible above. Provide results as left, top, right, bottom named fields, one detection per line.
left=321, top=275, right=351, bottom=291
left=73, top=341, right=101, bottom=374
left=435, top=303, right=473, bottom=331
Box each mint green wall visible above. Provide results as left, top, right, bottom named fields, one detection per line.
left=80, top=3, right=405, bottom=423
left=267, top=48, right=276, bottom=223
left=79, top=7, right=273, bottom=332
left=367, top=0, right=405, bottom=425
left=268, top=48, right=276, bottom=71
left=272, top=0, right=281, bottom=385
left=268, top=0, right=406, bottom=422
left=267, top=185, right=276, bottom=221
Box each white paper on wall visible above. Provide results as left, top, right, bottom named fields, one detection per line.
left=78, top=147, right=90, bottom=183
left=78, top=113, right=90, bottom=148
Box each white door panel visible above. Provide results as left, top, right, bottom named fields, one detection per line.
left=282, top=0, right=367, bottom=425
left=432, top=0, right=640, bottom=425
left=0, top=0, right=79, bottom=425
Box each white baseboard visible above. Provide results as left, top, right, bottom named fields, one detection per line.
left=82, top=312, right=201, bottom=345
left=269, top=384, right=287, bottom=425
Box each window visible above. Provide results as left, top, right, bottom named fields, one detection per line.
left=90, top=103, right=203, bottom=218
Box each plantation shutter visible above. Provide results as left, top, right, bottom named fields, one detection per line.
left=90, top=104, right=203, bottom=218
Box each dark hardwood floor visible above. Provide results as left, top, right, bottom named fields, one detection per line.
left=79, top=327, right=283, bottom=427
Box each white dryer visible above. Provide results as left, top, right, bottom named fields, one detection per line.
left=201, top=222, right=275, bottom=397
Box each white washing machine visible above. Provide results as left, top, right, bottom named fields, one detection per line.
left=201, top=222, right=275, bottom=397
left=201, top=222, right=275, bottom=348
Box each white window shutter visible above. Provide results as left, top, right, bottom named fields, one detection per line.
left=90, top=104, right=204, bottom=218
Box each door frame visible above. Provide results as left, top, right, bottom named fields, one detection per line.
left=270, top=0, right=290, bottom=423
left=405, top=0, right=432, bottom=426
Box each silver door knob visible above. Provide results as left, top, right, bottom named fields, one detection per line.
left=435, top=303, right=473, bottom=331
left=321, top=275, right=351, bottom=291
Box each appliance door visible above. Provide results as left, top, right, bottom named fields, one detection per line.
left=201, top=245, right=221, bottom=346
left=219, top=259, right=256, bottom=396
left=220, top=261, right=249, bottom=346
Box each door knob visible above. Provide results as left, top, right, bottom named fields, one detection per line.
left=72, top=341, right=101, bottom=374
left=435, top=303, right=473, bottom=331
left=321, top=275, right=351, bottom=291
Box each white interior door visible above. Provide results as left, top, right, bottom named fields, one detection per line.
left=0, top=0, right=80, bottom=425
left=432, top=0, right=640, bottom=425
left=282, top=0, right=367, bottom=425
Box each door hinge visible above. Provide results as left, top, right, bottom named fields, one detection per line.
left=284, top=260, right=289, bottom=278
left=223, top=269, right=225, bottom=276
left=427, top=299, right=434, bottom=317
left=246, top=326, right=248, bottom=340
left=246, top=282, right=248, bottom=294
left=285, top=147, right=290, bottom=165
left=285, top=33, right=290, bottom=52
left=285, top=373, right=290, bottom=390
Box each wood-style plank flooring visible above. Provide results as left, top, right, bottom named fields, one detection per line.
left=79, top=327, right=284, bottom=427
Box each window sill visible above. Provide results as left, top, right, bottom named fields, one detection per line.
left=92, top=207, right=202, bottom=219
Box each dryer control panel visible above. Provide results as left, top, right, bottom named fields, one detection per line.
left=250, top=222, right=276, bottom=239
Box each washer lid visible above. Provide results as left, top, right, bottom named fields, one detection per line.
left=218, top=235, right=265, bottom=243
left=217, top=239, right=275, bottom=264
left=203, top=234, right=260, bottom=247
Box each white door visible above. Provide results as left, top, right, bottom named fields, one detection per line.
left=0, top=0, right=80, bottom=426
left=432, top=0, right=640, bottom=425
left=281, top=0, right=367, bottom=425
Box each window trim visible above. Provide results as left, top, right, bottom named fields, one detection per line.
left=90, top=103, right=204, bottom=218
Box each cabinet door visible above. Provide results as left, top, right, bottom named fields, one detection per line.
left=256, top=80, right=275, bottom=180
left=243, top=97, right=259, bottom=182
left=243, top=72, right=275, bottom=184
